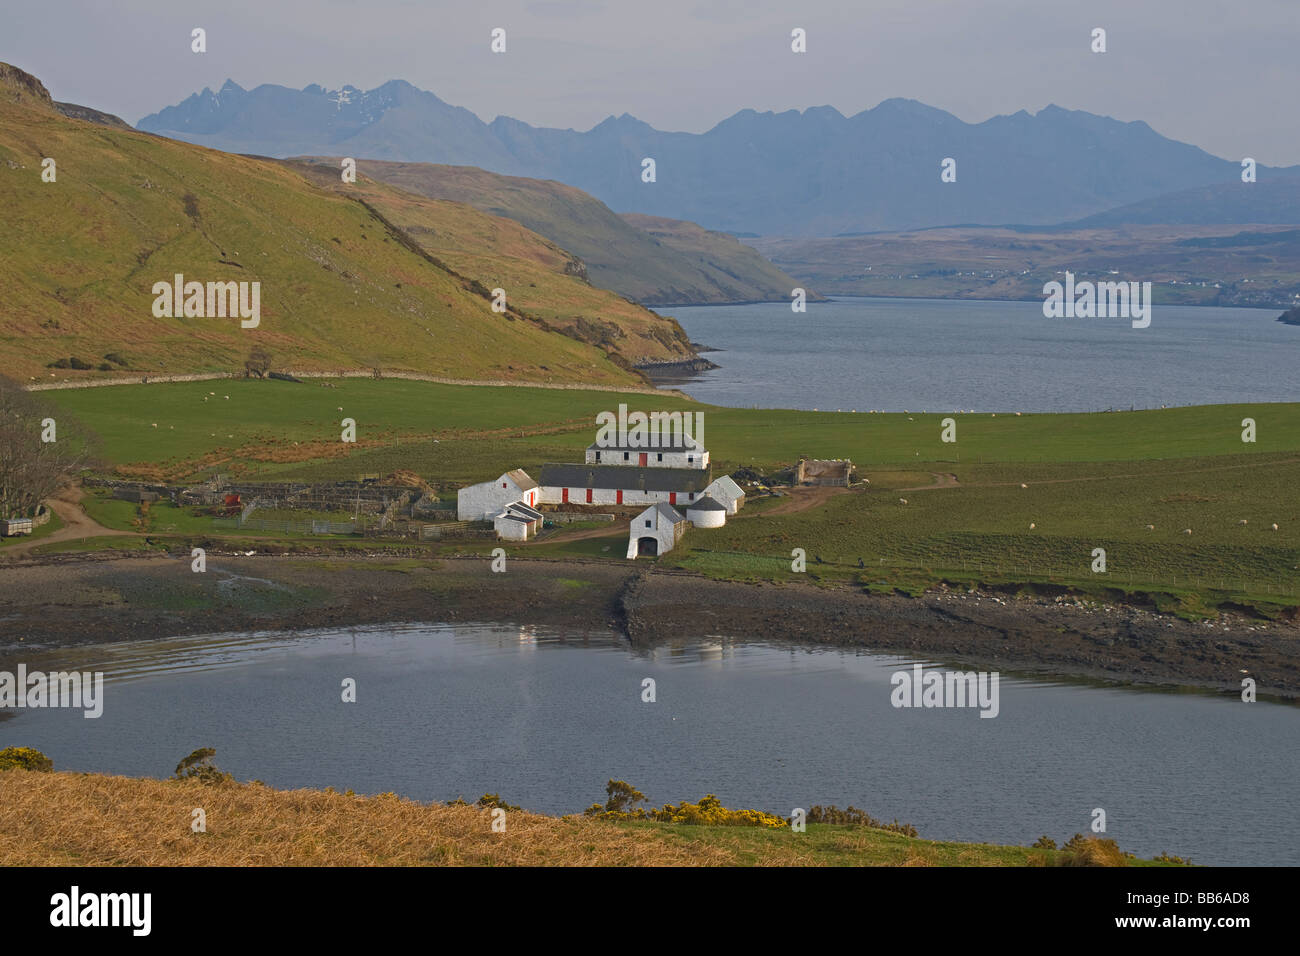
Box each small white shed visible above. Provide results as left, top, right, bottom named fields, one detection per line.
left=626, top=503, right=688, bottom=559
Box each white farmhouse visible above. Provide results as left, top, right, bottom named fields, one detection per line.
left=627, top=503, right=689, bottom=559
left=703, top=475, right=745, bottom=514
left=457, top=469, right=539, bottom=521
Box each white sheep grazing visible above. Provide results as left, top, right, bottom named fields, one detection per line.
left=337, top=406, right=343, bottom=412
left=223, top=395, right=229, bottom=400
left=1029, top=522, right=1036, bottom=529
left=899, top=498, right=908, bottom=505
left=1273, top=523, right=1280, bottom=531
left=1020, top=483, right=1028, bottom=489
left=1147, top=524, right=1155, bottom=530
left=151, top=423, right=157, bottom=428
left=1184, top=528, right=1193, bottom=535
left=1239, top=519, right=1248, bottom=526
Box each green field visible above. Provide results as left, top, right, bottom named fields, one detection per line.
left=39, top=378, right=1300, bottom=612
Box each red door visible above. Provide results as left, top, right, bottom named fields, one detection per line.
left=616, top=490, right=623, bottom=505
left=586, top=489, right=593, bottom=503
left=670, top=493, right=676, bottom=505
left=639, top=453, right=647, bottom=466
left=562, top=488, right=568, bottom=503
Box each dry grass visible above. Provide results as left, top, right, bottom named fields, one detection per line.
left=0, top=770, right=1136, bottom=867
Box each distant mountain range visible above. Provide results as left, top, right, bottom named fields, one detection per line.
left=138, top=79, right=1300, bottom=236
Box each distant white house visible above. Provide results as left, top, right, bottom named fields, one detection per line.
left=703, top=475, right=745, bottom=514
left=458, top=469, right=539, bottom=521
left=627, top=503, right=689, bottom=559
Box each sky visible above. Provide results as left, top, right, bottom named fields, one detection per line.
left=4, top=0, right=1299, bottom=164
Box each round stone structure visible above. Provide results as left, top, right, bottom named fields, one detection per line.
left=685, top=495, right=727, bottom=528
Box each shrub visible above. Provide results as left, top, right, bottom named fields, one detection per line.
left=1032, top=835, right=1057, bottom=849
left=172, top=747, right=233, bottom=785
left=585, top=781, right=787, bottom=829
left=476, top=793, right=521, bottom=812
left=1055, top=834, right=1128, bottom=867
left=0, top=746, right=53, bottom=772
left=806, top=804, right=918, bottom=837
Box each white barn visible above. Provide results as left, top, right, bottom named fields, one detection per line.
left=627, top=503, right=689, bottom=559
left=703, top=475, right=745, bottom=514
left=458, top=469, right=539, bottom=521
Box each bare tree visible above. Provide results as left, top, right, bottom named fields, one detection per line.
left=244, top=346, right=272, bottom=379
left=0, top=374, right=99, bottom=519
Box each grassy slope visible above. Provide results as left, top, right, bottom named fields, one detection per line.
left=284, top=161, right=694, bottom=362
left=0, top=65, right=646, bottom=386
left=314, top=159, right=809, bottom=306
left=0, top=771, right=1167, bottom=866
left=41, top=379, right=1300, bottom=607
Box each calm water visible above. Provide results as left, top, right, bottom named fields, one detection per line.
left=6, top=623, right=1298, bottom=866
left=666, top=297, right=1300, bottom=412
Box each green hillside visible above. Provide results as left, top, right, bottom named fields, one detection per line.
left=307, top=159, right=812, bottom=306
left=0, top=63, right=681, bottom=386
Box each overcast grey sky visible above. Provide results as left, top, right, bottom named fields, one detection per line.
left=5, top=0, right=1298, bottom=164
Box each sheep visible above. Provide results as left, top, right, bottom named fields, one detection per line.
left=1147, top=524, right=1155, bottom=531
left=1239, top=519, right=1248, bottom=526
left=150, top=423, right=157, bottom=428
left=1029, top=522, right=1036, bottom=529
left=898, top=498, right=908, bottom=505
left=1020, top=483, right=1028, bottom=489
left=1184, top=528, right=1193, bottom=535
left=1273, top=523, right=1280, bottom=531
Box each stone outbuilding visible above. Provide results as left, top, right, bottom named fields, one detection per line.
left=626, top=503, right=688, bottom=559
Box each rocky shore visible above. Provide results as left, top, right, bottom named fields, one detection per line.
left=0, top=552, right=1295, bottom=698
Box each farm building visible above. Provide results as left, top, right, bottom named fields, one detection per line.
left=585, top=434, right=708, bottom=470
left=538, top=463, right=712, bottom=508
left=494, top=501, right=543, bottom=541
left=703, top=475, right=745, bottom=514
left=685, top=495, right=727, bottom=528
left=458, top=469, right=539, bottom=521
left=626, top=503, right=689, bottom=559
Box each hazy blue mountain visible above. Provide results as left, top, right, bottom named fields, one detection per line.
left=139, top=80, right=1289, bottom=235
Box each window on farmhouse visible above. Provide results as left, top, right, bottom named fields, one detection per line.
left=688, top=456, right=694, bottom=463
left=624, top=452, right=630, bottom=461
left=657, top=453, right=663, bottom=461
left=645, top=520, right=651, bottom=528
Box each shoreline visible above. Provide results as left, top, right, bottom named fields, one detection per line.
left=1, top=552, right=1295, bottom=700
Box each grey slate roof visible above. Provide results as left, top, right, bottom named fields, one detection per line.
left=506, top=501, right=543, bottom=521
left=686, top=495, right=726, bottom=512
left=539, top=463, right=712, bottom=493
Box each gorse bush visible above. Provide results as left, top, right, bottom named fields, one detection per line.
left=0, top=747, right=53, bottom=772
left=1054, top=834, right=1134, bottom=867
